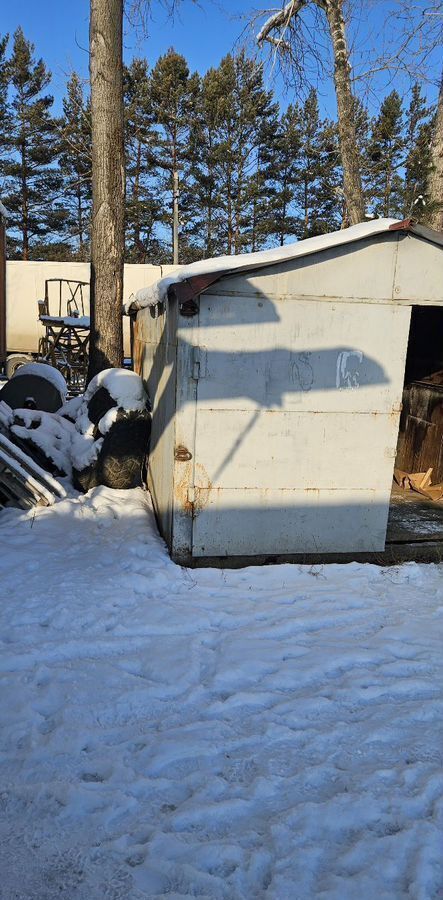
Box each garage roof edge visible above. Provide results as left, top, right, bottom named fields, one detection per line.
left=127, top=217, right=443, bottom=315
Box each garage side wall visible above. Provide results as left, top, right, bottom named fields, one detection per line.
left=133, top=297, right=178, bottom=545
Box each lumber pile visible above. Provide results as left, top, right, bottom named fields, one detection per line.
left=394, top=467, right=443, bottom=501
left=0, top=432, right=66, bottom=509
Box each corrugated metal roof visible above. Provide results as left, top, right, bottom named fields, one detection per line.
left=127, top=217, right=443, bottom=314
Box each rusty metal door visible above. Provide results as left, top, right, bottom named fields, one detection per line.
left=190, top=294, right=411, bottom=556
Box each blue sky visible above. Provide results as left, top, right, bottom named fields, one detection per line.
left=2, top=0, right=281, bottom=111
left=2, top=0, right=441, bottom=117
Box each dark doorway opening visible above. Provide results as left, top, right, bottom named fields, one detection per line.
left=387, top=305, right=443, bottom=546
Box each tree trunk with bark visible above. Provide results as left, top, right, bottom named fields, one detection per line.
left=88, top=0, right=125, bottom=381
left=325, top=0, right=365, bottom=225
left=172, top=168, right=180, bottom=264
left=428, top=73, right=443, bottom=232
left=257, top=0, right=365, bottom=227
left=20, top=139, right=29, bottom=261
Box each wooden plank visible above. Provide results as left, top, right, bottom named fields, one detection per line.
left=418, top=467, right=433, bottom=488
left=412, top=483, right=443, bottom=501
left=0, top=433, right=66, bottom=498
left=0, top=464, right=43, bottom=509
left=0, top=448, right=54, bottom=506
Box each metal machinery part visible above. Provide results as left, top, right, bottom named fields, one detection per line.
left=37, top=279, right=90, bottom=394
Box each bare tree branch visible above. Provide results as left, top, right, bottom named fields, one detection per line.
left=257, top=0, right=306, bottom=45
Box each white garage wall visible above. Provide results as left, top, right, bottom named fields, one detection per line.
left=6, top=261, right=178, bottom=358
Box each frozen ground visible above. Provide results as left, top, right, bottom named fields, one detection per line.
left=0, top=487, right=443, bottom=900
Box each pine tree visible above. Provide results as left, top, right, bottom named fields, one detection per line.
left=227, top=52, right=279, bottom=253
left=0, top=34, right=10, bottom=181
left=59, top=72, right=92, bottom=259
left=4, top=28, right=66, bottom=259
left=149, top=49, right=200, bottom=263
left=245, top=85, right=280, bottom=251
left=353, top=96, right=371, bottom=220
left=292, top=89, right=340, bottom=239
left=124, top=58, right=165, bottom=262
left=191, top=52, right=280, bottom=256
left=186, top=65, right=226, bottom=258
left=366, top=90, right=405, bottom=218
left=271, top=104, right=303, bottom=245
left=403, top=83, right=433, bottom=221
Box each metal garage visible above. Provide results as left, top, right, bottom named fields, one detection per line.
left=131, top=217, right=443, bottom=565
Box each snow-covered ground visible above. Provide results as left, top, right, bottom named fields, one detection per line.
left=1, top=487, right=443, bottom=899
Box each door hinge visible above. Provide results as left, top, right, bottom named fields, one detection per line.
left=192, top=346, right=206, bottom=380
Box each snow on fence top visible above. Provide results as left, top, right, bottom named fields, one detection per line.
left=125, top=217, right=420, bottom=315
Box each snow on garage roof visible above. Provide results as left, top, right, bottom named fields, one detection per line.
left=125, top=217, right=443, bottom=314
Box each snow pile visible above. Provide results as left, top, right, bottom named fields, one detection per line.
left=58, top=394, right=84, bottom=422
left=1, top=486, right=443, bottom=898
left=86, top=367, right=148, bottom=412
left=11, top=408, right=75, bottom=476
left=72, top=368, right=149, bottom=472
left=0, top=368, right=149, bottom=490
left=126, top=218, right=400, bottom=313
left=71, top=416, right=102, bottom=472
left=12, top=362, right=68, bottom=401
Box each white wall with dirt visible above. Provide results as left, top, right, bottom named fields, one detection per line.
left=6, top=260, right=178, bottom=357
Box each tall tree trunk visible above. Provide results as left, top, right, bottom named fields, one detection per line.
left=20, top=130, right=29, bottom=260
left=279, top=170, right=288, bottom=246
left=205, top=133, right=214, bottom=257
left=133, top=139, right=142, bottom=255
left=77, top=171, right=84, bottom=252
left=304, top=173, right=309, bottom=236
left=88, top=0, right=125, bottom=380
left=227, top=166, right=233, bottom=254
left=325, top=0, right=364, bottom=226
left=428, top=73, right=443, bottom=232
left=172, top=169, right=179, bottom=264
left=257, top=0, right=364, bottom=227
left=385, top=169, right=391, bottom=218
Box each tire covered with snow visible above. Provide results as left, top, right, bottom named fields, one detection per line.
left=73, top=409, right=151, bottom=492
left=72, top=368, right=151, bottom=492
left=87, top=385, right=118, bottom=426
left=0, top=363, right=67, bottom=413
